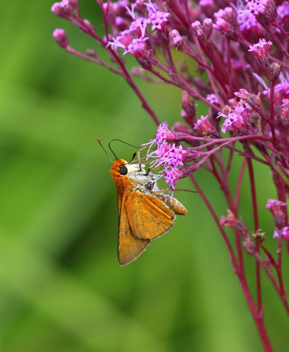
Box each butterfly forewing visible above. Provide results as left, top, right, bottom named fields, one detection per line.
left=118, top=192, right=151, bottom=265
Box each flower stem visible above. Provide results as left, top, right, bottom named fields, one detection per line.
left=247, top=158, right=262, bottom=312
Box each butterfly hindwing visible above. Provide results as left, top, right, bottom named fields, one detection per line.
left=125, top=191, right=175, bottom=240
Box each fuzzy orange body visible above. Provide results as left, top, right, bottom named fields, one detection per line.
left=110, top=158, right=187, bottom=266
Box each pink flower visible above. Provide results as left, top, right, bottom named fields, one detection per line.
left=150, top=142, right=187, bottom=189
left=145, top=123, right=188, bottom=189
left=164, top=167, right=183, bottom=189
left=246, top=0, right=278, bottom=24
left=266, top=199, right=287, bottom=215
left=150, top=142, right=187, bottom=168
left=129, top=17, right=150, bottom=37
left=107, top=30, right=134, bottom=50
left=273, top=227, right=289, bottom=242
left=234, top=89, right=250, bottom=100
left=148, top=10, right=170, bottom=31
left=237, top=1, right=263, bottom=33
left=277, top=2, right=289, bottom=23
left=219, top=105, right=249, bottom=134
left=206, top=94, right=219, bottom=104
left=194, top=115, right=214, bottom=136
left=248, top=39, right=272, bottom=61
left=273, top=229, right=279, bottom=238
left=155, top=123, right=176, bottom=146
left=281, top=98, right=289, bottom=123
left=123, top=37, right=149, bottom=57
left=282, top=227, right=289, bottom=241
left=220, top=209, right=239, bottom=228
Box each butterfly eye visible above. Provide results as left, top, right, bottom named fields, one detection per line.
left=119, top=165, right=128, bottom=175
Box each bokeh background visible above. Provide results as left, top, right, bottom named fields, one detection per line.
left=1, top=1, right=289, bottom=351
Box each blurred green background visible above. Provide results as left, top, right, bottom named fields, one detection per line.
left=1, top=1, right=289, bottom=351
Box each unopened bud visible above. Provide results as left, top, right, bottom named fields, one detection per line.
left=171, top=122, right=192, bottom=134
left=247, top=94, right=262, bottom=112
left=191, top=21, right=205, bottom=40
left=203, top=18, right=213, bottom=39
left=181, top=91, right=196, bottom=126
left=51, top=0, right=74, bottom=18
left=82, top=19, right=95, bottom=34
left=243, top=240, right=256, bottom=256
left=267, top=62, right=281, bottom=84
left=86, top=49, right=99, bottom=58
left=169, top=30, right=183, bottom=49
left=213, top=7, right=239, bottom=41
left=199, top=0, right=216, bottom=17
left=53, top=29, right=69, bottom=48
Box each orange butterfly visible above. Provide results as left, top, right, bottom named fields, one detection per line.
left=110, top=157, right=187, bottom=266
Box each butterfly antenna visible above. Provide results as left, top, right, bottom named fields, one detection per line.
left=127, top=152, right=137, bottom=164
left=109, top=139, right=141, bottom=160
left=97, top=138, right=113, bottom=163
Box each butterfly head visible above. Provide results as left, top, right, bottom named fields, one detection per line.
left=110, top=159, right=133, bottom=192
left=110, top=159, right=148, bottom=193
left=110, top=159, right=127, bottom=176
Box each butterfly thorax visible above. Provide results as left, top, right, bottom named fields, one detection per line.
left=110, top=159, right=158, bottom=195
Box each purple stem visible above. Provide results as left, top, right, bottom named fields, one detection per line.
left=190, top=175, right=273, bottom=351
left=247, top=158, right=262, bottom=313
left=234, top=232, right=272, bottom=352
left=226, top=37, right=233, bottom=96
left=233, top=157, right=247, bottom=211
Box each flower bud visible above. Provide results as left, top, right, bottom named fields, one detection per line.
left=243, top=240, right=256, bottom=256
left=194, top=115, right=214, bottom=136
left=203, top=18, right=213, bottom=39
left=86, top=49, right=99, bottom=58
left=267, top=62, right=281, bottom=84
left=53, top=29, right=69, bottom=48
left=169, top=30, right=183, bottom=49
left=213, top=7, right=239, bottom=41
left=171, top=122, right=193, bottom=134
left=266, top=199, right=287, bottom=229
left=181, top=91, right=196, bottom=126
left=51, top=0, right=74, bottom=18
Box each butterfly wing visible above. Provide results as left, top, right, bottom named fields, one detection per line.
left=125, top=191, right=175, bottom=240
left=118, top=191, right=151, bottom=266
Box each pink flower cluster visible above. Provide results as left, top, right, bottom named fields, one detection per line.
left=52, top=0, right=289, bottom=343
left=51, top=0, right=289, bottom=229
left=105, top=0, right=171, bottom=58
left=145, top=123, right=187, bottom=189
